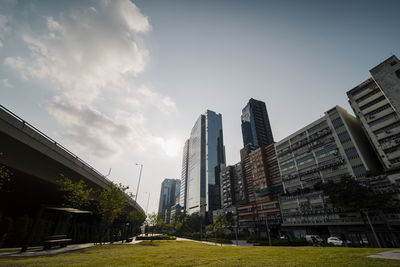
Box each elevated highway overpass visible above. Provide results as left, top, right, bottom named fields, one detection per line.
left=0, top=104, right=144, bottom=216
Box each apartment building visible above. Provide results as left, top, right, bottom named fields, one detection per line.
left=275, top=106, right=379, bottom=238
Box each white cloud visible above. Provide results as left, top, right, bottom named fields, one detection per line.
left=137, top=86, right=177, bottom=114
left=4, top=0, right=178, bottom=159
left=1, top=78, right=12, bottom=88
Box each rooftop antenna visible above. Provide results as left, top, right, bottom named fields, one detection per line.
left=105, top=168, right=112, bottom=177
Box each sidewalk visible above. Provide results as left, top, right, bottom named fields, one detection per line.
left=367, top=250, right=400, bottom=260
left=0, top=238, right=143, bottom=257
left=176, top=237, right=252, bottom=247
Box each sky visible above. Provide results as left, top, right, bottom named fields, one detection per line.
left=1, top=0, right=399, bottom=213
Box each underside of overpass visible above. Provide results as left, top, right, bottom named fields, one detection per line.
left=0, top=105, right=145, bottom=247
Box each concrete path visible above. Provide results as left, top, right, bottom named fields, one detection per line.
left=0, top=243, right=95, bottom=257
left=0, top=238, right=143, bottom=257
left=176, top=237, right=253, bottom=247
left=367, top=250, right=400, bottom=260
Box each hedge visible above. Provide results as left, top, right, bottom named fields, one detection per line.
left=136, top=235, right=176, bottom=240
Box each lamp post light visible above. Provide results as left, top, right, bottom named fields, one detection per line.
left=145, top=192, right=150, bottom=214
left=135, top=163, right=143, bottom=203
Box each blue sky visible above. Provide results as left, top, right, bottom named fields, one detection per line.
left=0, top=0, right=399, bottom=213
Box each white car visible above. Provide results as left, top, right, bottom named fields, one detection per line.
left=327, top=236, right=344, bottom=246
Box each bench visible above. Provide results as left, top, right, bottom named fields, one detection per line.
left=43, top=235, right=72, bottom=250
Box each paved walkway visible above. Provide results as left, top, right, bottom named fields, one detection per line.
left=176, top=237, right=253, bottom=247
left=0, top=238, right=143, bottom=257
left=367, top=250, right=400, bottom=260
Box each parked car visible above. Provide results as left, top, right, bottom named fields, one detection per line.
left=327, top=236, right=344, bottom=246
left=305, top=235, right=324, bottom=245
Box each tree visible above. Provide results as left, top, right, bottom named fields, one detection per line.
left=126, top=210, right=146, bottom=236
left=315, top=176, right=396, bottom=247
left=146, top=213, right=160, bottom=242
left=97, top=182, right=130, bottom=243
left=0, top=152, right=12, bottom=190
left=57, top=175, right=94, bottom=210
left=314, top=176, right=393, bottom=211
left=214, top=214, right=229, bottom=245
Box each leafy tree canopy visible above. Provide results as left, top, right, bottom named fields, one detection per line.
left=0, top=152, right=12, bottom=190
left=57, top=174, right=94, bottom=209
left=315, top=176, right=394, bottom=211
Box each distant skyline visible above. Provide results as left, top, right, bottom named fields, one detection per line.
left=0, top=0, right=399, bottom=213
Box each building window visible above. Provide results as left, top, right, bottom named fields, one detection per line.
left=352, top=164, right=366, bottom=177
left=368, top=112, right=398, bottom=127
left=345, top=147, right=360, bottom=160
left=390, top=61, right=397, bottom=66
left=338, top=131, right=351, bottom=144
left=359, top=95, right=386, bottom=110
left=331, top=117, right=344, bottom=129
left=355, top=88, right=380, bottom=103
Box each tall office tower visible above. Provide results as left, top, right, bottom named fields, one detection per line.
left=220, top=162, right=246, bottom=209
left=275, top=106, right=380, bottom=239
left=158, top=178, right=180, bottom=223
left=347, top=55, right=400, bottom=170
left=241, top=98, right=274, bottom=148
left=186, top=110, right=226, bottom=218
left=237, top=143, right=283, bottom=236
left=179, top=139, right=190, bottom=210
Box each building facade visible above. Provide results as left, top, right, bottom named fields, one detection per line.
left=185, top=110, right=226, bottom=218
left=220, top=162, right=246, bottom=209
left=275, top=106, right=380, bottom=239
left=179, top=139, right=190, bottom=210
left=237, top=143, right=283, bottom=237
left=241, top=98, right=274, bottom=148
left=347, top=55, right=400, bottom=171
left=158, top=178, right=181, bottom=223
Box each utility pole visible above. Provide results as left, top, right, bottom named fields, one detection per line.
left=135, top=163, right=143, bottom=203
left=145, top=192, right=150, bottom=214
left=265, top=216, right=271, bottom=246
left=362, top=209, right=381, bottom=248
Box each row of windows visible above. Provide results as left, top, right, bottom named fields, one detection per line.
left=345, top=147, right=360, bottom=160
left=290, top=131, right=307, bottom=143
left=280, top=160, right=296, bottom=171
left=276, top=140, right=289, bottom=150
left=384, top=144, right=400, bottom=154
left=350, top=79, right=375, bottom=97
left=298, top=157, right=314, bottom=166
left=379, top=133, right=400, bottom=144
left=364, top=104, right=391, bottom=118
left=352, top=164, right=366, bottom=177
left=296, top=152, right=312, bottom=161
left=359, top=95, right=386, bottom=111
left=390, top=157, right=400, bottom=164
left=338, top=131, right=352, bottom=144
left=314, top=143, right=337, bottom=155
left=316, top=148, right=338, bottom=159
left=331, top=117, right=344, bottom=129
left=373, top=121, right=400, bottom=135
left=355, top=88, right=380, bottom=103
left=368, top=112, right=398, bottom=127
left=307, top=121, right=328, bottom=134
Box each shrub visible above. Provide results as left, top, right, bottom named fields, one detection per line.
left=136, top=235, right=176, bottom=241
left=252, top=238, right=308, bottom=246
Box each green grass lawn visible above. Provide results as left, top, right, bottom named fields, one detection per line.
left=0, top=241, right=398, bottom=266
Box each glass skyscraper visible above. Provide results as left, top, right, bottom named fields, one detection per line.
left=179, top=139, right=190, bottom=210
left=241, top=98, right=274, bottom=147
left=185, top=110, right=226, bottom=218
left=158, top=178, right=180, bottom=223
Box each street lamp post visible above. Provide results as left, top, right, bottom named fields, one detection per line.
left=135, top=163, right=143, bottom=203
left=145, top=192, right=150, bottom=214
left=265, top=216, right=271, bottom=247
